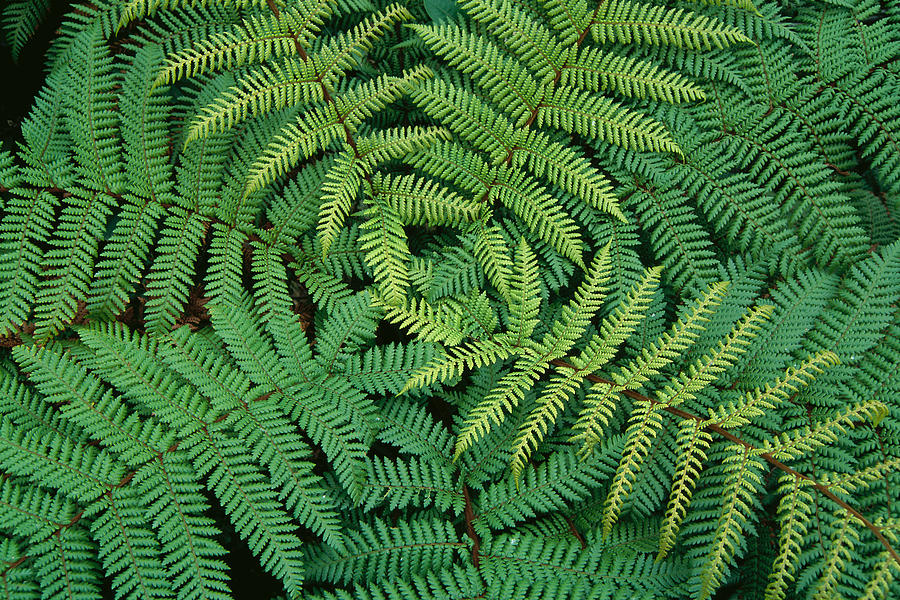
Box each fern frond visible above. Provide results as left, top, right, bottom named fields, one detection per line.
left=359, top=198, right=410, bottom=305
left=311, top=3, right=414, bottom=87
left=91, top=486, right=172, bottom=600
left=0, top=190, right=60, bottom=335
left=694, top=445, right=765, bottom=600
left=538, top=86, right=682, bottom=154
left=342, top=342, right=441, bottom=395
left=1, top=0, right=51, bottom=60
left=506, top=238, right=542, bottom=346
left=603, top=304, right=772, bottom=534
left=155, top=1, right=336, bottom=85
left=492, top=168, right=585, bottom=266
left=454, top=358, right=547, bottom=459
left=410, top=23, right=540, bottom=126
left=65, top=25, right=125, bottom=195
left=33, top=188, right=115, bottom=342
left=303, top=517, right=463, bottom=584
left=185, top=59, right=320, bottom=143
left=706, top=351, right=840, bottom=429
left=118, top=0, right=264, bottom=29
left=360, top=456, right=463, bottom=512
left=591, top=0, right=753, bottom=50
left=508, top=247, right=615, bottom=477
left=573, top=280, right=728, bottom=453
left=403, top=338, right=515, bottom=392
left=561, top=47, right=706, bottom=103
left=476, top=444, right=620, bottom=536
left=760, top=399, right=889, bottom=462
left=459, top=0, right=566, bottom=81
left=810, top=510, right=862, bottom=600
left=657, top=419, right=713, bottom=559
left=244, top=108, right=345, bottom=198
left=371, top=173, right=480, bottom=227
left=473, top=223, right=514, bottom=301
left=512, top=129, right=624, bottom=221
left=765, top=473, right=815, bottom=600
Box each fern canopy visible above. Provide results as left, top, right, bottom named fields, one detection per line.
left=0, top=0, right=898, bottom=599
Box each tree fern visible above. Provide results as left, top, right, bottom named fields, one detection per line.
left=0, top=0, right=897, bottom=598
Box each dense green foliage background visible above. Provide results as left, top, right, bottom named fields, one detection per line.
left=0, top=0, right=898, bottom=599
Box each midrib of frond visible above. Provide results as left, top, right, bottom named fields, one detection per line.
left=812, top=246, right=899, bottom=354
left=101, top=495, right=159, bottom=598
left=81, top=69, right=117, bottom=196
left=200, top=437, right=303, bottom=591
left=827, top=80, right=900, bottom=156
left=728, top=130, right=855, bottom=259
left=632, top=180, right=711, bottom=285
left=682, top=159, right=786, bottom=249
left=154, top=460, right=208, bottom=583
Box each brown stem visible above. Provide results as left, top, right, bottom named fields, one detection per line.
left=564, top=513, right=587, bottom=549
left=463, top=485, right=481, bottom=567
left=548, top=358, right=900, bottom=567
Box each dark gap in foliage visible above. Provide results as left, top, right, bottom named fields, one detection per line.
left=0, top=0, right=68, bottom=144
left=203, top=486, right=285, bottom=599
left=374, top=318, right=411, bottom=346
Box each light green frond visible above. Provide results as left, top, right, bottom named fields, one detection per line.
left=336, top=66, right=434, bottom=131
left=507, top=238, right=542, bottom=346
left=410, top=23, right=540, bottom=126
left=759, top=399, right=889, bottom=462
left=370, top=173, right=480, bottom=227
left=611, top=280, right=729, bottom=389
left=658, top=420, right=712, bottom=559
left=317, top=149, right=363, bottom=256
left=454, top=358, right=548, bottom=459
left=817, top=461, right=900, bottom=498
left=510, top=368, right=585, bottom=481
left=185, top=59, right=320, bottom=143
left=540, top=0, right=591, bottom=46
left=765, top=474, right=815, bottom=600
left=459, top=0, right=567, bottom=81
left=696, top=445, right=765, bottom=600
left=653, top=304, right=773, bottom=407
left=492, top=168, right=584, bottom=266
left=402, top=337, right=515, bottom=392
left=561, top=47, right=706, bottom=103
left=243, top=108, right=345, bottom=197
left=512, top=129, right=624, bottom=220
left=591, top=0, right=753, bottom=50
left=353, top=126, right=449, bottom=169
left=810, top=511, right=862, bottom=600
left=410, top=77, right=517, bottom=160
left=311, top=3, right=414, bottom=87
left=539, top=244, right=612, bottom=355
left=473, top=223, right=514, bottom=301
left=538, top=86, right=682, bottom=154
left=859, top=550, right=899, bottom=600
left=603, top=399, right=667, bottom=534
left=373, top=294, right=470, bottom=346
left=706, top=351, right=839, bottom=429
left=574, top=279, right=729, bottom=451
left=568, top=266, right=662, bottom=450
left=155, top=0, right=336, bottom=85
left=156, top=12, right=300, bottom=85
left=119, top=1, right=266, bottom=29
left=359, top=198, right=410, bottom=305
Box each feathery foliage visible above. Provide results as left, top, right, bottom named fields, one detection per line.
left=0, top=0, right=898, bottom=598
